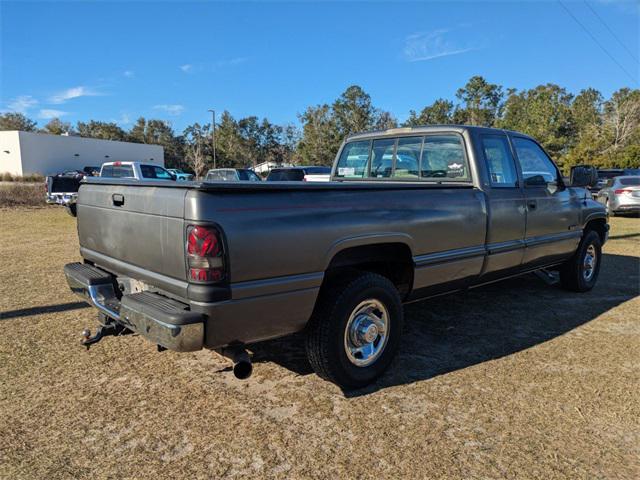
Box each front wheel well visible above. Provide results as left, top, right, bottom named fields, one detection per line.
left=584, top=217, right=607, bottom=244
left=323, top=243, right=414, bottom=299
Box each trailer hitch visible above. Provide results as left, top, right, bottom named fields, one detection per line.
left=81, top=322, right=130, bottom=350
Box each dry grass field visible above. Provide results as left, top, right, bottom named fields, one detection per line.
left=1, top=207, right=638, bottom=479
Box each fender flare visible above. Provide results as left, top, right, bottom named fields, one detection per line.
left=323, top=233, right=415, bottom=270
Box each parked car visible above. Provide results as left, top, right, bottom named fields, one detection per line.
left=266, top=166, right=331, bottom=182
left=83, top=166, right=101, bottom=176
left=167, top=168, right=194, bottom=181
left=591, top=168, right=640, bottom=196
left=64, top=125, right=606, bottom=389
left=99, top=161, right=176, bottom=181
left=204, top=168, right=261, bottom=182
left=595, top=176, right=640, bottom=216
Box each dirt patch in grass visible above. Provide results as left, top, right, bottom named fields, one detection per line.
left=0, top=209, right=638, bottom=479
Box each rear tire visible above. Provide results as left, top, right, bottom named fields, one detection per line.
left=305, top=272, right=403, bottom=390
left=560, top=230, right=602, bottom=292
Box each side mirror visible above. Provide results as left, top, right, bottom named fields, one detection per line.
left=570, top=165, right=597, bottom=188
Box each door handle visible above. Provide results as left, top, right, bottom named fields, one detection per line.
left=112, top=194, right=125, bottom=207
left=527, top=200, right=537, bottom=210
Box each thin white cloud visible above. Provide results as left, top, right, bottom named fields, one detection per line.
left=6, top=95, right=38, bottom=113
left=153, top=104, right=185, bottom=116
left=38, top=109, right=69, bottom=119
left=403, top=29, right=478, bottom=62
left=180, top=58, right=248, bottom=74
left=213, top=57, right=248, bottom=69
left=123, top=70, right=135, bottom=78
left=49, top=86, right=102, bottom=104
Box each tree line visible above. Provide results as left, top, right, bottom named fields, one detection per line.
left=1, top=76, right=638, bottom=174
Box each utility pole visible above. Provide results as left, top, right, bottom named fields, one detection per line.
left=208, top=109, right=216, bottom=169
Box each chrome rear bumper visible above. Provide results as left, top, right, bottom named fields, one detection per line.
left=64, top=262, right=204, bottom=352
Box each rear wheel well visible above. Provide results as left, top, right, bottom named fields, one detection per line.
left=584, top=218, right=607, bottom=244
left=323, top=243, right=414, bottom=299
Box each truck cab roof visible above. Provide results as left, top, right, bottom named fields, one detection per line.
left=346, top=124, right=536, bottom=142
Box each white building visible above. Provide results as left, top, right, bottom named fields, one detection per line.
left=253, top=160, right=294, bottom=174
left=0, top=131, right=164, bottom=176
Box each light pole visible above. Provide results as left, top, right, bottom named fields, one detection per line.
left=208, top=109, right=216, bottom=169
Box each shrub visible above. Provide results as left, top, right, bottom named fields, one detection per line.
left=0, top=183, right=47, bottom=207
left=0, top=172, right=45, bottom=182
left=21, top=173, right=46, bottom=183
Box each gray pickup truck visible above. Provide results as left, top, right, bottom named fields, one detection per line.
left=64, top=126, right=607, bottom=389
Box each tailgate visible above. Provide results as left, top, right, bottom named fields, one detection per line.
left=77, top=183, right=188, bottom=283
left=48, top=176, right=81, bottom=193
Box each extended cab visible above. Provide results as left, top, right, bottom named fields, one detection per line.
left=64, top=126, right=607, bottom=389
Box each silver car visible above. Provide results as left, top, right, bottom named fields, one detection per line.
left=596, top=176, right=640, bottom=216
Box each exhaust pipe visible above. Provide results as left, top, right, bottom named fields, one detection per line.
left=221, top=347, right=253, bottom=380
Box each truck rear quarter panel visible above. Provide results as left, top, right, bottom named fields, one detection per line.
left=186, top=186, right=487, bottom=291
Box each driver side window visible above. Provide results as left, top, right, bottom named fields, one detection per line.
left=153, top=166, right=173, bottom=179
left=512, top=137, right=559, bottom=187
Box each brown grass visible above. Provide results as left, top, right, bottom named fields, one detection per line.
left=0, top=208, right=638, bottom=479
left=0, top=182, right=47, bottom=207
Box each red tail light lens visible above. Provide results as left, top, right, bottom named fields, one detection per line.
left=614, top=189, right=630, bottom=195
left=186, top=225, right=225, bottom=283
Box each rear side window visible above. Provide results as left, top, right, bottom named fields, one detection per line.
left=304, top=166, right=331, bottom=174
left=421, top=135, right=468, bottom=180
left=266, top=169, right=304, bottom=181
left=511, top=137, right=558, bottom=186
left=335, top=140, right=370, bottom=179
left=369, top=138, right=395, bottom=178
left=480, top=135, right=518, bottom=187
left=393, top=136, right=421, bottom=179
left=101, top=165, right=134, bottom=178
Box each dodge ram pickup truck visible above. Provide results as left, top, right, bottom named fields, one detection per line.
left=64, top=126, right=607, bottom=389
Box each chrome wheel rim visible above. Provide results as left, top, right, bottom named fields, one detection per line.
left=344, top=299, right=389, bottom=367
left=583, top=244, right=597, bottom=281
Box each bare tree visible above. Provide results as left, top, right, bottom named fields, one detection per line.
left=604, top=88, right=640, bottom=150
left=183, top=123, right=211, bottom=178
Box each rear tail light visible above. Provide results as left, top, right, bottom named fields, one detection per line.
left=614, top=189, right=631, bottom=195
left=186, top=225, right=225, bottom=283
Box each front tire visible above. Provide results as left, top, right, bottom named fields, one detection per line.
left=560, top=230, right=602, bottom=292
left=305, top=273, right=403, bottom=390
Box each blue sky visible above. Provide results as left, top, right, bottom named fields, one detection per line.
left=1, top=0, right=638, bottom=131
